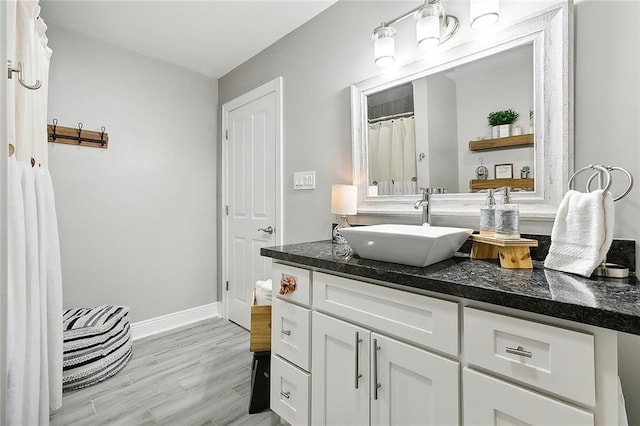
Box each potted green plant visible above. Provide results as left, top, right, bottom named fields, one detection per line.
left=487, top=109, right=519, bottom=138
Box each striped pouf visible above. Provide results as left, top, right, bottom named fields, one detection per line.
left=62, top=305, right=132, bottom=392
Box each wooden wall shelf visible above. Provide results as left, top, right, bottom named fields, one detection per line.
left=468, top=134, right=533, bottom=151
left=470, top=178, right=534, bottom=192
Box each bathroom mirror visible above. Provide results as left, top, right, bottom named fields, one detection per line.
left=351, top=3, right=571, bottom=221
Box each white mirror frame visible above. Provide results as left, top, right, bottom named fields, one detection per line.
left=351, top=2, right=572, bottom=223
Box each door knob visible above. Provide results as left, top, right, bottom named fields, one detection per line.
left=258, top=226, right=274, bottom=235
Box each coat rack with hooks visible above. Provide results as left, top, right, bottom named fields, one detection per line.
left=47, top=119, right=109, bottom=149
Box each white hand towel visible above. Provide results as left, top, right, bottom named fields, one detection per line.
left=255, top=279, right=273, bottom=305
left=544, top=189, right=614, bottom=277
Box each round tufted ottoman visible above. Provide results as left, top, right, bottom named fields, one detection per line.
left=62, top=305, right=132, bottom=392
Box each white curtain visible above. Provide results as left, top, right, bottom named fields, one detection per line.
left=368, top=117, right=417, bottom=195
left=6, top=0, right=62, bottom=424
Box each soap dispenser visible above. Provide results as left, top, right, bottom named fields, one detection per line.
left=495, top=187, right=520, bottom=239
left=479, top=189, right=496, bottom=237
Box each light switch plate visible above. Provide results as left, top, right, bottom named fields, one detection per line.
left=293, top=171, right=315, bottom=190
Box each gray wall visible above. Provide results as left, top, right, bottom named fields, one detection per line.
left=47, top=26, right=218, bottom=322
left=219, top=0, right=640, bottom=422
left=218, top=2, right=412, bottom=245
left=574, top=1, right=640, bottom=424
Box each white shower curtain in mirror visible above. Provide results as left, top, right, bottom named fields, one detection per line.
left=368, top=117, right=417, bottom=195
left=6, top=0, right=62, bottom=425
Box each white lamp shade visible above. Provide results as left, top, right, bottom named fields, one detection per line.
left=416, top=14, right=440, bottom=50
left=331, top=184, right=358, bottom=215
left=470, top=0, right=499, bottom=30
left=374, top=36, right=395, bottom=67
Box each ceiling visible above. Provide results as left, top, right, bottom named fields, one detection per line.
left=40, top=0, right=337, bottom=79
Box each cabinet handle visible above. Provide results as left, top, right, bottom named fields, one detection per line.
left=505, top=345, right=533, bottom=358
left=373, top=338, right=381, bottom=400
left=354, top=331, right=363, bottom=389
left=281, top=329, right=292, bottom=336
left=280, top=390, right=291, bottom=399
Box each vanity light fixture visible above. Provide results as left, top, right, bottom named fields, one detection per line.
left=470, top=0, right=500, bottom=30
left=372, top=0, right=460, bottom=66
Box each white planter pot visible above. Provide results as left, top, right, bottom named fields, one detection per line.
left=498, top=124, right=511, bottom=137
left=491, top=126, right=499, bottom=138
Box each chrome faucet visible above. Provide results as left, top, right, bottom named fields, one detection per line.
left=414, top=188, right=434, bottom=225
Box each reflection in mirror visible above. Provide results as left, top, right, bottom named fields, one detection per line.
left=365, top=43, right=533, bottom=197
left=367, top=83, right=416, bottom=196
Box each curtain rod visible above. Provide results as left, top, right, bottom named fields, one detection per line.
left=368, top=112, right=414, bottom=124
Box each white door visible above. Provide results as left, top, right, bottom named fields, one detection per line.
left=312, top=312, right=370, bottom=426
left=371, top=333, right=460, bottom=426
left=223, top=78, right=282, bottom=330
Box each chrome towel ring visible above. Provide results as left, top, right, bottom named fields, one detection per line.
left=567, top=164, right=634, bottom=278
left=568, top=164, right=634, bottom=202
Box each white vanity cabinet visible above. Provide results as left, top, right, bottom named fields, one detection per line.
left=268, top=261, right=619, bottom=426
left=311, top=272, right=460, bottom=426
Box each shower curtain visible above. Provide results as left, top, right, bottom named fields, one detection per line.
left=6, top=0, right=62, bottom=424
left=368, top=117, right=417, bottom=195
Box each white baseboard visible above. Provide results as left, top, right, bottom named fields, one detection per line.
left=130, top=302, right=221, bottom=341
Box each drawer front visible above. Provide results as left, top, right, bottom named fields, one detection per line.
left=271, top=355, right=310, bottom=426
left=464, top=307, right=595, bottom=406
left=463, top=368, right=594, bottom=425
left=313, top=272, right=459, bottom=356
left=272, top=298, right=311, bottom=370
left=273, top=263, right=312, bottom=307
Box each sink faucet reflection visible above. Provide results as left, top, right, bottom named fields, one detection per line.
left=414, top=188, right=445, bottom=224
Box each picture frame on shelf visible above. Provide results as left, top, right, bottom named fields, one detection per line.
left=495, top=163, right=514, bottom=179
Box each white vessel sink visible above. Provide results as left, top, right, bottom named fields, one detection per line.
left=339, top=224, right=473, bottom=267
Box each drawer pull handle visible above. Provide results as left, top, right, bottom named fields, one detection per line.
left=281, top=330, right=292, bottom=336
left=506, top=345, right=533, bottom=358
left=280, top=390, right=291, bottom=399
left=354, top=331, right=363, bottom=389
left=373, top=339, right=381, bottom=400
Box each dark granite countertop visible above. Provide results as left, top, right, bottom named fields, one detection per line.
left=261, top=240, right=640, bottom=335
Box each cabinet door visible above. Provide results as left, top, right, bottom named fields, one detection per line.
left=370, top=333, right=459, bottom=426
left=311, top=312, right=370, bottom=426
left=463, top=368, right=594, bottom=425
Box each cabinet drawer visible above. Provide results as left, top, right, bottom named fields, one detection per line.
left=313, top=272, right=458, bottom=356
left=463, top=368, right=593, bottom=425
left=272, top=298, right=311, bottom=371
left=273, top=263, right=312, bottom=307
left=464, top=307, right=595, bottom=406
left=271, top=355, right=310, bottom=426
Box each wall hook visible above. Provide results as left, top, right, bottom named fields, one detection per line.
left=77, top=122, right=83, bottom=144
left=51, top=118, right=58, bottom=141
left=7, top=60, right=42, bottom=90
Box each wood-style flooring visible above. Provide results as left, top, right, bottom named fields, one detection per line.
left=50, top=317, right=280, bottom=425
